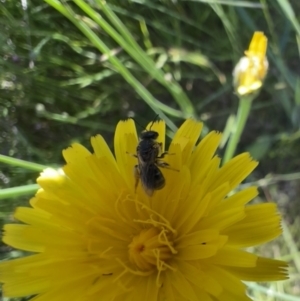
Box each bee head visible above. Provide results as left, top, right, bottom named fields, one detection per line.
left=140, top=130, right=159, bottom=140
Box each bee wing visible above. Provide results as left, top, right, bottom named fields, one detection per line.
left=138, top=164, right=154, bottom=196
left=142, top=184, right=154, bottom=197
left=139, top=164, right=165, bottom=196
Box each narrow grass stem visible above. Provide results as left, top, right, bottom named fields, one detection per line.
left=0, top=184, right=40, bottom=200
left=223, top=95, right=253, bottom=164
left=282, top=220, right=300, bottom=273
left=247, top=283, right=300, bottom=301
left=45, top=0, right=179, bottom=131
left=92, top=0, right=195, bottom=116
left=0, top=154, right=47, bottom=171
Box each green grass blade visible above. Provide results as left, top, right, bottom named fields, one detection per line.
left=45, top=0, right=179, bottom=130
left=0, top=155, right=47, bottom=171
left=89, top=0, right=195, bottom=116
left=276, top=0, right=300, bottom=37
left=247, top=283, right=300, bottom=301
left=0, top=184, right=39, bottom=200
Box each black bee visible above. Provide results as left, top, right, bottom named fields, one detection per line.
left=134, top=128, right=171, bottom=196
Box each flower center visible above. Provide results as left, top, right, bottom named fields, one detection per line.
left=128, top=227, right=175, bottom=271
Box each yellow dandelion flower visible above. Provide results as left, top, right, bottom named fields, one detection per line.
left=0, top=119, right=287, bottom=301
left=233, top=31, right=268, bottom=96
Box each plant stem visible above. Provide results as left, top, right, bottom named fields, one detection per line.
left=92, top=0, right=195, bottom=116
left=0, top=184, right=39, bottom=200
left=45, top=0, right=181, bottom=131
left=0, top=154, right=47, bottom=171
left=223, top=95, right=253, bottom=164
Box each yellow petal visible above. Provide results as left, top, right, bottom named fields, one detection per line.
left=114, top=119, right=138, bottom=192
left=91, top=134, right=119, bottom=169
left=178, top=261, right=223, bottom=297
left=227, top=257, right=288, bottom=281
left=171, top=119, right=203, bottom=165
left=146, top=119, right=166, bottom=152
left=233, top=32, right=268, bottom=96
left=247, top=31, right=268, bottom=57
left=223, top=203, right=282, bottom=247
left=207, top=248, right=257, bottom=267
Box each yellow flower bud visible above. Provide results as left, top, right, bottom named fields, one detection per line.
left=233, top=32, right=268, bottom=96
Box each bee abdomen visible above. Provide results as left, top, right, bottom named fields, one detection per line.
left=150, top=166, right=165, bottom=190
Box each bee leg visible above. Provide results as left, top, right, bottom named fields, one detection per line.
left=156, top=160, right=170, bottom=168
left=156, top=160, right=179, bottom=172
left=155, top=142, right=165, bottom=157
left=157, top=143, right=175, bottom=158
left=157, top=152, right=166, bottom=159
left=134, top=165, right=140, bottom=192
left=126, top=151, right=137, bottom=158
left=157, top=151, right=176, bottom=159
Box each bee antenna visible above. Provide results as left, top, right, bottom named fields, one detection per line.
left=149, top=114, right=160, bottom=130
left=129, top=117, right=145, bottom=130
left=130, top=115, right=160, bottom=131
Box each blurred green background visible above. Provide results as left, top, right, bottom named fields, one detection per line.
left=0, top=0, right=299, bottom=300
